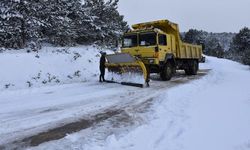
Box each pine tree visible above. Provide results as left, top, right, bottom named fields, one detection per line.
left=101, top=0, right=128, bottom=46
left=39, top=0, right=81, bottom=46
left=229, top=27, right=250, bottom=65
left=0, top=0, right=24, bottom=48
left=216, top=43, right=225, bottom=58
left=83, top=0, right=128, bottom=46
left=204, top=37, right=223, bottom=57
left=183, top=29, right=207, bottom=45
left=0, top=0, right=48, bottom=48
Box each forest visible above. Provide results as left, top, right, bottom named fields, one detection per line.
left=0, top=0, right=249, bottom=65
left=0, top=0, right=128, bottom=48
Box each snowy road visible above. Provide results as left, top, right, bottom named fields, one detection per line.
left=79, top=57, right=250, bottom=150
left=0, top=69, right=208, bottom=149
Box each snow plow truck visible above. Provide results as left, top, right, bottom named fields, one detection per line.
left=105, top=19, right=203, bottom=87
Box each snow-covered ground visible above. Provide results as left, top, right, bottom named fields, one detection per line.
left=0, top=45, right=108, bottom=91
left=0, top=46, right=250, bottom=150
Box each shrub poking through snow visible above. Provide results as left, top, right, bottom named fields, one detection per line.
left=67, top=75, right=73, bottom=79
left=74, top=71, right=81, bottom=77
left=0, top=48, right=5, bottom=53
left=47, top=73, right=57, bottom=83
left=52, top=48, right=70, bottom=54
left=26, top=81, right=33, bottom=87
left=32, top=72, right=42, bottom=81
left=73, top=52, right=81, bottom=60
left=5, top=84, right=14, bottom=89
left=27, top=41, right=41, bottom=52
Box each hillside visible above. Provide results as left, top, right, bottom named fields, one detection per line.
left=0, top=46, right=109, bottom=91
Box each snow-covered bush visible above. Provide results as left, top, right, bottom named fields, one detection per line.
left=27, top=41, right=42, bottom=53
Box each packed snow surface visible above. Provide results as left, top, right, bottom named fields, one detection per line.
left=0, top=46, right=250, bottom=150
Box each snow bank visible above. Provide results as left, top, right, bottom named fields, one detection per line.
left=0, top=45, right=110, bottom=91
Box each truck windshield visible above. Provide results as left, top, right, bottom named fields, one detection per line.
left=139, top=33, right=156, bottom=46
left=122, top=34, right=137, bottom=48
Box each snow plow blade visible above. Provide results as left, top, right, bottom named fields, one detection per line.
left=121, top=82, right=143, bottom=88
left=105, top=80, right=143, bottom=88
left=105, top=53, right=148, bottom=87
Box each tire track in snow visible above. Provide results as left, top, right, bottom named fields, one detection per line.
left=0, top=70, right=209, bottom=150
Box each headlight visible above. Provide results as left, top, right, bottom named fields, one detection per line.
left=149, top=59, right=154, bottom=64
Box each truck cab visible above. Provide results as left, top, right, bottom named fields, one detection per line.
left=121, top=29, right=177, bottom=73
left=122, top=29, right=175, bottom=59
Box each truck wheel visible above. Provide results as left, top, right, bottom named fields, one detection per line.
left=191, top=60, right=198, bottom=75
left=160, top=63, right=173, bottom=81
left=185, top=60, right=198, bottom=75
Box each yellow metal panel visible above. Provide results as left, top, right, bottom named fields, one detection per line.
left=122, top=46, right=155, bottom=58
left=106, top=59, right=148, bottom=82
left=179, top=43, right=202, bottom=59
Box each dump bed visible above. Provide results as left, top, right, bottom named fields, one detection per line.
left=132, top=20, right=202, bottom=59
left=180, top=43, right=202, bottom=59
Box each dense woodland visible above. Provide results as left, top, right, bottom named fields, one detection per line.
left=182, top=28, right=250, bottom=65
left=0, top=0, right=128, bottom=48
left=0, top=0, right=249, bottom=65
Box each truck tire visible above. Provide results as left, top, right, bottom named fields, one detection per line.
left=185, top=60, right=198, bottom=75
left=160, top=62, right=173, bottom=81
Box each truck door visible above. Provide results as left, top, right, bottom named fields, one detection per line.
left=170, top=35, right=177, bottom=57
left=158, top=34, right=167, bottom=60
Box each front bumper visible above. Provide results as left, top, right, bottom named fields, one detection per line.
left=142, top=58, right=159, bottom=65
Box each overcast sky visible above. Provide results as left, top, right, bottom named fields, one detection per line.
left=118, top=0, right=250, bottom=33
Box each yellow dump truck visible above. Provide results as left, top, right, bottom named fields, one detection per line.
left=105, top=19, right=202, bottom=86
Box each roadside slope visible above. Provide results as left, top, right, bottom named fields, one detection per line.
left=0, top=46, right=105, bottom=91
